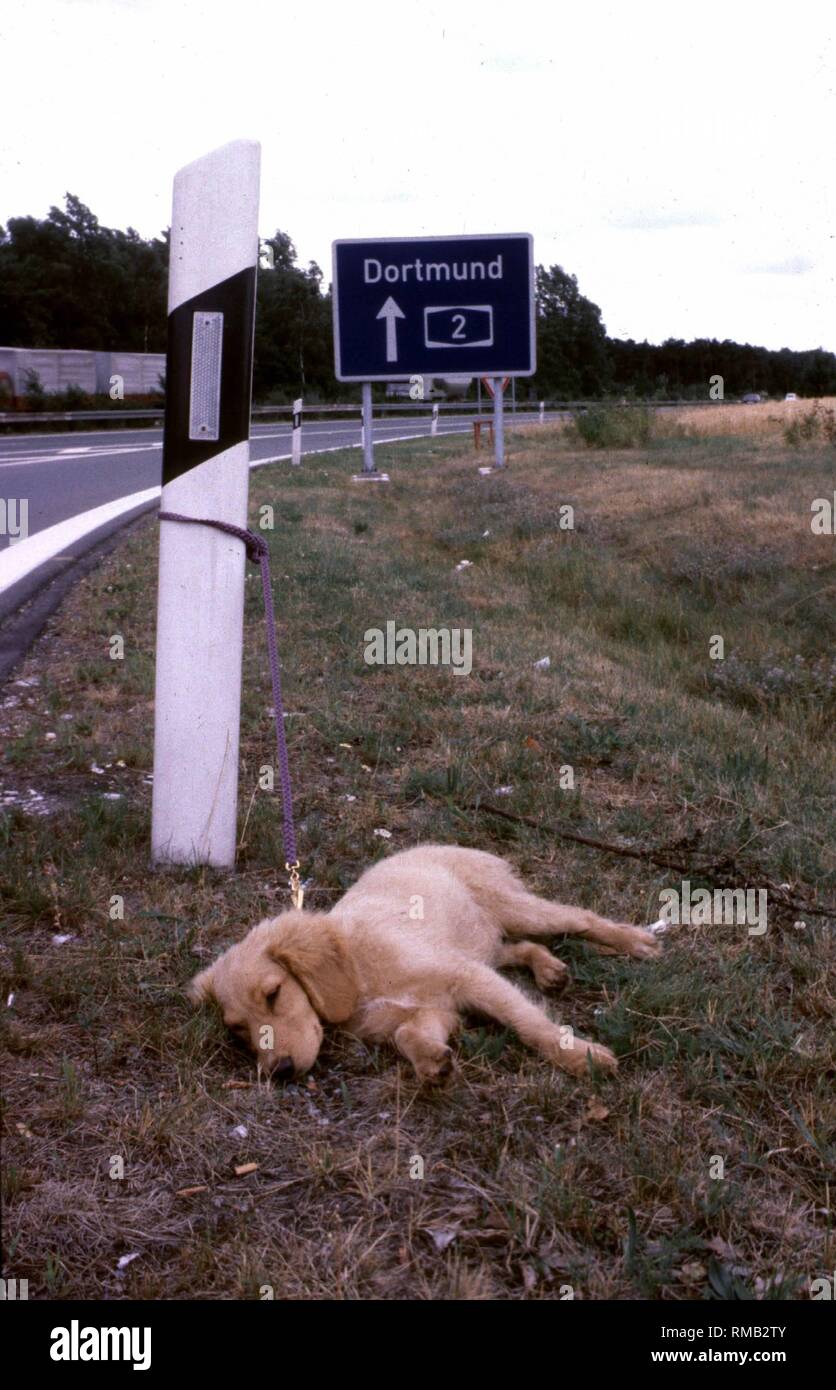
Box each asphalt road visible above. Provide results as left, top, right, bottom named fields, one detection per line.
left=0, top=411, right=555, bottom=552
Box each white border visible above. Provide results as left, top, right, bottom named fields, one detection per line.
left=332, top=233, right=536, bottom=382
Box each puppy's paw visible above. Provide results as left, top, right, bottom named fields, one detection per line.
left=623, top=925, right=663, bottom=959
left=559, top=1038, right=618, bottom=1077
left=414, top=1044, right=455, bottom=1087
left=533, top=955, right=571, bottom=994
left=592, top=923, right=663, bottom=959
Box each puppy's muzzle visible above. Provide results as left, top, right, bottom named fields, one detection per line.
left=270, top=1056, right=296, bottom=1083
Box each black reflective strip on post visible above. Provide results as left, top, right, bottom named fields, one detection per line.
left=162, top=266, right=257, bottom=486
left=292, top=410, right=301, bottom=430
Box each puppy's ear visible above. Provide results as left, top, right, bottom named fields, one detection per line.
left=268, top=916, right=358, bottom=1023
left=186, top=964, right=216, bottom=1005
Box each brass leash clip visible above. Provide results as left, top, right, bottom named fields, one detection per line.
left=286, top=860, right=304, bottom=910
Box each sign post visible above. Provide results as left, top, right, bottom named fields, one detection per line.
left=354, top=382, right=388, bottom=482
left=332, top=233, right=534, bottom=474
left=480, top=376, right=510, bottom=469
left=493, top=376, right=505, bottom=468
left=363, top=383, right=373, bottom=471
left=151, top=139, right=260, bottom=868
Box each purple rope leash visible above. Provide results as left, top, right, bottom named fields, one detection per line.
left=159, top=511, right=301, bottom=901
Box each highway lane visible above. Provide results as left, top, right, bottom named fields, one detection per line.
left=0, top=412, right=555, bottom=552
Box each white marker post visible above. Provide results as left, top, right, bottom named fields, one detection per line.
left=291, top=397, right=302, bottom=465
left=431, top=402, right=439, bottom=436
left=494, top=376, right=506, bottom=468
left=152, top=140, right=261, bottom=867
left=539, top=399, right=545, bottom=424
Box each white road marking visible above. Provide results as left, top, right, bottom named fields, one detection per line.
left=0, top=417, right=518, bottom=466
left=0, top=416, right=524, bottom=595
left=0, top=427, right=455, bottom=594
left=0, top=441, right=163, bottom=467
left=0, top=485, right=161, bottom=594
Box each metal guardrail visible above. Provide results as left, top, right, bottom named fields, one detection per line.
left=0, top=408, right=166, bottom=424
left=0, top=399, right=721, bottom=427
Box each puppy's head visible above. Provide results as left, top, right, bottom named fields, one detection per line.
left=188, top=911, right=358, bottom=1081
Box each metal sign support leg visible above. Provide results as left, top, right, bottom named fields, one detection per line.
left=494, top=377, right=505, bottom=468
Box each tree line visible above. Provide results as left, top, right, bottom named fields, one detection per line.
left=2, top=195, right=834, bottom=401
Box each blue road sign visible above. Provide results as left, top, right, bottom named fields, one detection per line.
left=332, top=234, right=535, bottom=381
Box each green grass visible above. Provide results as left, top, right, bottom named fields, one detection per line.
left=0, top=422, right=833, bottom=1300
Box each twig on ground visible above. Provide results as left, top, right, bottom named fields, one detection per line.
left=439, top=794, right=835, bottom=921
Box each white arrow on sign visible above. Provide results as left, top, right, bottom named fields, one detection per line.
left=376, top=296, right=405, bottom=363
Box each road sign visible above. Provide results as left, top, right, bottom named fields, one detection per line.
left=482, top=376, right=510, bottom=398
left=332, top=234, right=535, bottom=381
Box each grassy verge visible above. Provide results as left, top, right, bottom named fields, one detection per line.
left=1, top=420, right=833, bottom=1300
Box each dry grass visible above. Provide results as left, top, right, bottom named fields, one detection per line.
left=518, top=396, right=836, bottom=445
left=663, top=397, right=836, bottom=440
left=1, top=423, right=834, bottom=1300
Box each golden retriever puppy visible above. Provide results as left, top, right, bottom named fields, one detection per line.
left=188, top=844, right=662, bottom=1085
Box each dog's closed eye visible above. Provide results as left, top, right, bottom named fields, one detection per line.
left=265, top=986, right=281, bottom=1009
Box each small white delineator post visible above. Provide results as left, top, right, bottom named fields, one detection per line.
left=431, top=402, right=439, bottom=436
left=494, top=376, right=506, bottom=468
left=152, top=139, right=261, bottom=867
left=539, top=400, right=545, bottom=425
left=353, top=381, right=389, bottom=481
left=291, top=397, right=302, bottom=465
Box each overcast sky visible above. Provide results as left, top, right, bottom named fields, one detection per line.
left=3, top=0, right=834, bottom=351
